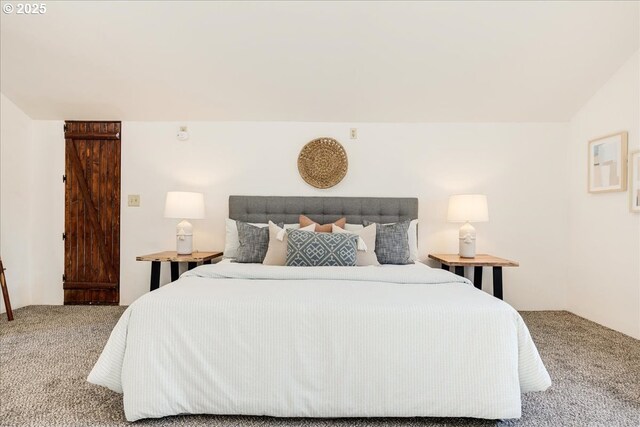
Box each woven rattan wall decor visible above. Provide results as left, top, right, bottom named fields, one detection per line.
left=297, top=137, right=348, bottom=189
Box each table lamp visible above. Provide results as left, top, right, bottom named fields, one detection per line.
left=164, top=191, right=205, bottom=255
left=447, top=194, right=489, bottom=258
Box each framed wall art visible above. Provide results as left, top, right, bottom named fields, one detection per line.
left=588, top=132, right=627, bottom=193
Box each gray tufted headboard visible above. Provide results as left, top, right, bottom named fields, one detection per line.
left=229, top=195, right=418, bottom=224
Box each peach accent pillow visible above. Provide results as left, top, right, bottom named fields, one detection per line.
left=299, top=215, right=346, bottom=232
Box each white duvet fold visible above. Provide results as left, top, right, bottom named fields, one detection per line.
left=181, top=261, right=473, bottom=284
left=88, top=262, right=551, bottom=421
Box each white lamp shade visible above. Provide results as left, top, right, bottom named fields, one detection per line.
left=447, top=194, right=489, bottom=223
left=164, top=191, right=205, bottom=219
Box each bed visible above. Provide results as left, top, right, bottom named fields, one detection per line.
left=88, top=196, right=551, bottom=422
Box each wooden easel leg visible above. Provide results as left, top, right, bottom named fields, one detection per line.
left=0, top=258, right=14, bottom=321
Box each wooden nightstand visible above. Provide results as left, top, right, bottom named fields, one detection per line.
left=136, top=251, right=223, bottom=292
left=427, top=254, right=519, bottom=300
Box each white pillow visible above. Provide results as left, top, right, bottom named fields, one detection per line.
left=344, top=223, right=364, bottom=232
left=224, top=219, right=300, bottom=258
left=407, top=219, right=419, bottom=261
left=344, top=219, right=418, bottom=261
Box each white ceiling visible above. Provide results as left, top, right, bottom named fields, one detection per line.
left=1, top=1, right=638, bottom=122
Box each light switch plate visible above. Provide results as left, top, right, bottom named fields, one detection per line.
left=128, top=194, right=140, bottom=207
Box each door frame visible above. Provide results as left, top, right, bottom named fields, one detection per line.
left=63, top=120, right=121, bottom=305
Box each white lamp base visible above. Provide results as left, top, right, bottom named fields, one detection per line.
left=176, top=219, right=193, bottom=255
left=458, top=221, right=476, bottom=258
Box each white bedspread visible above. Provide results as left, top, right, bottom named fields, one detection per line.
left=88, top=262, right=550, bottom=421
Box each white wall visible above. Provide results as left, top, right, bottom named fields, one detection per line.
left=28, top=121, right=65, bottom=306
left=567, top=51, right=640, bottom=339
left=0, top=94, right=34, bottom=312
left=25, top=121, right=569, bottom=309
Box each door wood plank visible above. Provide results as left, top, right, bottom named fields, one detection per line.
left=64, top=132, right=120, bottom=140
left=68, top=139, right=116, bottom=282
left=63, top=281, right=118, bottom=290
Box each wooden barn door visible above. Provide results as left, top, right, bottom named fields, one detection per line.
left=64, top=121, right=121, bottom=305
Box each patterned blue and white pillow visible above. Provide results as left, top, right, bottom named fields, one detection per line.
left=286, top=230, right=358, bottom=267
left=362, top=219, right=412, bottom=265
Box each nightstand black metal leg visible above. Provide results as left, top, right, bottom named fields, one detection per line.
left=474, top=266, right=483, bottom=290
left=150, top=261, right=161, bottom=291
left=170, top=262, right=179, bottom=282
left=454, top=266, right=464, bottom=277
left=441, top=264, right=450, bottom=271
left=188, top=262, right=198, bottom=270
left=493, top=266, right=503, bottom=300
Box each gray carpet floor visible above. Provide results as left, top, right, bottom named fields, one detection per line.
left=0, top=307, right=638, bottom=427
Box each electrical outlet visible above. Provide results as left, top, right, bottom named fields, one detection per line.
left=350, top=128, right=358, bottom=139
left=128, top=194, right=140, bottom=207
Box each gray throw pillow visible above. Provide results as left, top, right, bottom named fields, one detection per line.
left=286, top=230, right=358, bottom=267
left=362, top=219, right=412, bottom=265
left=235, top=220, right=282, bottom=263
